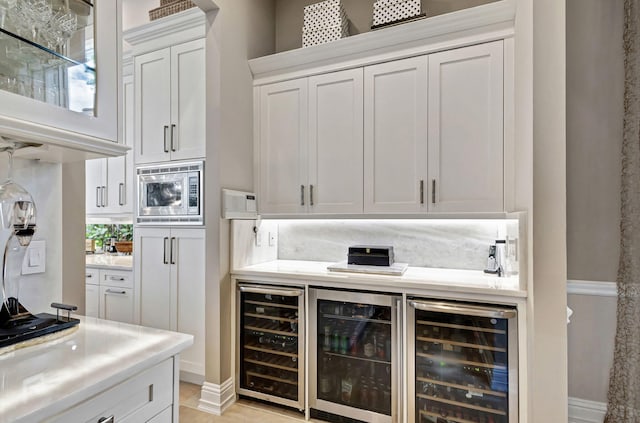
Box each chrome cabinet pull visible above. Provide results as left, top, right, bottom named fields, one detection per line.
left=105, top=289, right=126, bottom=295
left=170, top=237, right=176, bottom=265
left=96, top=187, right=100, bottom=207
left=408, top=300, right=517, bottom=319
left=420, top=180, right=424, bottom=204
left=300, top=185, right=305, bottom=206
left=101, top=186, right=107, bottom=207
left=239, top=285, right=303, bottom=297
left=163, top=125, right=169, bottom=153
left=170, top=124, right=177, bottom=152
left=310, top=184, right=314, bottom=206
left=98, top=416, right=115, bottom=423
left=163, top=237, right=169, bottom=264
left=431, top=179, right=436, bottom=204
left=119, top=183, right=125, bottom=206
left=108, top=276, right=126, bottom=281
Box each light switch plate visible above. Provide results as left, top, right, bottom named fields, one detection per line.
left=22, top=240, right=46, bottom=275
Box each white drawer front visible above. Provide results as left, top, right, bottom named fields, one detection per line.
left=85, top=268, right=100, bottom=283
left=48, top=358, right=174, bottom=423
left=101, top=269, right=133, bottom=289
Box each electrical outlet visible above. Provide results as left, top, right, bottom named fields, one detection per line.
left=22, top=240, right=46, bottom=275
left=268, top=231, right=277, bottom=247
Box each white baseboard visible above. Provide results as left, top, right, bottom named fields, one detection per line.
left=198, top=378, right=235, bottom=416
left=569, top=397, right=607, bottom=423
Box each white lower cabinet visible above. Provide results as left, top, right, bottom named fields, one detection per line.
left=48, top=358, right=175, bottom=423
left=134, top=227, right=205, bottom=378
left=85, top=267, right=135, bottom=324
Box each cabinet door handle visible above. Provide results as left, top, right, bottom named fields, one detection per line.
left=96, top=187, right=101, bottom=207
left=300, top=185, right=305, bottom=206
left=170, top=124, right=177, bottom=152
left=163, top=237, right=169, bottom=264
left=170, top=237, right=176, bottom=265
left=420, top=180, right=424, bottom=204
left=98, top=416, right=115, bottom=423
left=101, top=186, right=107, bottom=207
left=105, top=289, right=126, bottom=295
left=108, top=276, right=126, bottom=282
left=119, top=183, right=125, bottom=206
left=163, top=125, right=169, bottom=153
left=431, top=179, right=436, bottom=204
left=86, top=274, right=93, bottom=278
left=310, top=184, right=314, bottom=206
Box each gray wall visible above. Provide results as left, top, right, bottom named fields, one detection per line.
left=566, top=0, right=623, bottom=404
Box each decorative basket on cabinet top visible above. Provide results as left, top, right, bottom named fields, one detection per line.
left=149, top=0, right=197, bottom=21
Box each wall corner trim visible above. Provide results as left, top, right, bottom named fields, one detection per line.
left=569, top=397, right=607, bottom=423
left=198, top=378, right=235, bottom=416
left=567, top=280, right=617, bottom=297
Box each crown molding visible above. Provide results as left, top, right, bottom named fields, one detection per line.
left=123, top=8, right=206, bottom=55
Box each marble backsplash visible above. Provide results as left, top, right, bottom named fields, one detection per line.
left=276, top=219, right=517, bottom=271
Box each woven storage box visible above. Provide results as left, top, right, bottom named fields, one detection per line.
left=372, top=0, right=421, bottom=26
left=149, top=0, right=197, bottom=21
left=302, top=23, right=349, bottom=47
left=160, top=0, right=175, bottom=5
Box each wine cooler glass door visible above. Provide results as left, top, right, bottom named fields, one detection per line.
left=408, top=300, right=518, bottom=423
left=237, top=284, right=304, bottom=411
left=310, top=289, right=400, bottom=423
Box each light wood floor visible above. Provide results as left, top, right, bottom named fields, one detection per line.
left=179, top=382, right=323, bottom=422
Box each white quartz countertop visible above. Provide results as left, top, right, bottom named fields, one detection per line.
left=232, top=260, right=526, bottom=299
left=0, top=317, right=192, bottom=423
left=86, top=254, right=133, bottom=270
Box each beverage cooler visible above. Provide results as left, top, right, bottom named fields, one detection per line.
left=407, top=299, right=518, bottom=423
left=309, top=289, right=402, bottom=423
left=237, top=283, right=305, bottom=410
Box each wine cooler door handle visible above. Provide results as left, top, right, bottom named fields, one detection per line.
left=239, top=285, right=303, bottom=297
left=396, top=298, right=403, bottom=420
left=408, top=300, right=516, bottom=319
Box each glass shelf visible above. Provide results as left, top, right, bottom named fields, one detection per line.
left=0, top=0, right=95, bottom=114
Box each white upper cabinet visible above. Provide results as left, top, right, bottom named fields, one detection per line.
left=124, top=8, right=206, bottom=165
left=258, top=79, right=309, bottom=214
left=257, top=69, right=364, bottom=215
left=134, top=39, right=205, bottom=164
left=85, top=74, right=134, bottom=216
left=0, top=0, right=126, bottom=160
left=364, top=57, right=428, bottom=214
left=427, top=41, right=504, bottom=213
left=253, top=35, right=508, bottom=216
left=309, top=69, right=364, bottom=214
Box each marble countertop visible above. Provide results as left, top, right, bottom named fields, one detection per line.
left=86, top=254, right=133, bottom=270
left=232, top=260, right=526, bottom=299
left=0, top=317, right=192, bottom=423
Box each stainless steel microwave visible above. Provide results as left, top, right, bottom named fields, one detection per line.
left=136, top=160, right=203, bottom=225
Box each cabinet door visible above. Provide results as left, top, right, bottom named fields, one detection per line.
left=85, top=283, right=100, bottom=318
left=100, top=286, right=135, bottom=324
left=171, top=228, right=205, bottom=377
left=135, top=48, right=172, bottom=164
left=427, top=41, right=504, bottom=212
left=170, top=39, right=206, bottom=161
left=364, top=57, right=428, bottom=213
left=308, top=69, right=364, bottom=214
left=86, top=159, right=106, bottom=215
left=106, top=155, right=127, bottom=213
left=135, top=228, right=174, bottom=331
left=258, top=79, right=308, bottom=214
